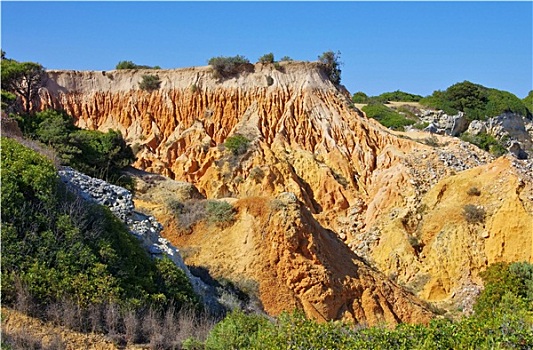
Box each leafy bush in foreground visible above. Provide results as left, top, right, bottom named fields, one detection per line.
left=194, top=262, right=533, bottom=349
left=14, top=109, right=135, bottom=189
left=1, top=137, right=199, bottom=311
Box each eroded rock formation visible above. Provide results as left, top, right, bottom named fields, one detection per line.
left=38, top=62, right=533, bottom=322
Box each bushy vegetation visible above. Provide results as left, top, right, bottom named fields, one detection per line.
left=115, top=60, right=161, bottom=70
left=352, top=90, right=422, bottom=105
left=1, top=137, right=199, bottom=312
left=460, top=132, right=508, bottom=157
left=224, top=134, right=250, bottom=155
left=208, top=55, right=252, bottom=79
left=139, top=74, right=161, bottom=91
left=187, top=262, right=533, bottom=349
left=462, top=204, right=486, bottom=224
left=420, top=81, right=531, bottom=121
left=318, top=50, right=342, bottom=85
left=258, top=53, right=274, bottom=64
left=168, top=199, right=235, bottom=230
left=206, top=200, right=235, bottom=226
left=279, top=56, right=293, bottom=62
left=1, top=54, right=46, bottom=113
left=352, top=91, right=369, bottom=103
left=523, top=90, right=533, bottom=112
left=362, top=103, right=415, bottom=131
left=13, top=109, right=135, bottom=189
left=376, top=90, right=423, bottom=103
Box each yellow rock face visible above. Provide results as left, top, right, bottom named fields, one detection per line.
left=39, top=62, right=533, bottom=322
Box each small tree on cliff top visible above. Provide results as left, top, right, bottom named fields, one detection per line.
left=1, top=55, right=45, bottom=113
left=318, top=50, right=342, bottom=85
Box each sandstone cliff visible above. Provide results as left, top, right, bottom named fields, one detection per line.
left=38, top=62, right=533, bottom=321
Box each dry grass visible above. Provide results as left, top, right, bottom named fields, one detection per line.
left=3, top=281, right=218, bottom=349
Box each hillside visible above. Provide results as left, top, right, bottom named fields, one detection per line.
left=35, top=61, right=533, bottom=322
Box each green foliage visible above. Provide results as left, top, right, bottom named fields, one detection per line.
left=206, top=200, right=235, bottom=226
left=224, top=134, right=250, bottom=155
left=485, top=89, right=530, bottom=118
left=204, top=310, right=273, bottom=349
left=460, top=132, right=507, bottom=156
left=208, top=55, right=251, bottom=78
left=318, top=50, right=342, bottom=85
left=1, top=137, right=199, bottom=311
left=420, top=81, right=530, bottom=121
left=413, top=121, right=430, bottom=130
left=523, top=90, right=533, bottom=113
left=14, top=109, right=135, bottom=188
left=115, top=60, right=159, bottom=70
left=258, top=53, right=275, bottom=64
left=155, top=257, right=199, bottom=307
left=1, top=90, right=17, bottom=111
left=1, top=57, right=45, bottom=113
left=199, top=301, right=533, bottom=349
left=197, top=262, right=533, bottom=349
left=279, top=56, right=293, bottom=62
left=116, top=60, right=137, bottom=69
left=362, top=103, right=415, bottom=131
left=376, top=90, right=423, bottom=103
left=138, top=74, right=161, bottom=91
left=462, top=204, right=486, bottom=224
left=475, top=262, right=533, bottom=316
left=352, top=91, right=369, bottom=103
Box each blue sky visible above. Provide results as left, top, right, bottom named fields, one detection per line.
left=2, top=1, right=531, bottom=98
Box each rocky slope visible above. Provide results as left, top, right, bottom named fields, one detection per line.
left=37, top=62, right=533, bottom=322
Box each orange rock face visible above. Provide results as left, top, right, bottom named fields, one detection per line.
left=38, top=62, right=533, bottom=322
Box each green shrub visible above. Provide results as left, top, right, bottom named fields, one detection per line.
left=224, top=134, right=250, bottom=155
left=14, top=109, right=135, bottom=189
left=0, top=137, right=199, bottom=310
left=460, top=132, right=507, bottom=157
left=467, top=187, right=481, bottom=196
left=523, top=90, right=533, bottom=113
left=1, top=90, right=17, bottom=111
left=116, top=61, right=160, bottom=70
left=412, top=121, right=430, bottom=130
left=279, top=56, right=293, bottom=62
left=249, top=166, right=265, bottom=182
left=204, top=310, right=273, bottom=349
left=116, top=60, right=137, bottom=69
left=462, top=204, right=485, bottom=224
left=420, top=81, right=530, bottom=121
left=258, top=53, right=274, bottom=64
left=376, top=90, right=423, bottom=102
left=362, top=103, right=415, bottom=131
left=139, top=74, right=161, bottom=91
left=474, top=262, right=533, bottom=319
left=208, top=55, right=251, bottom=78
left=352, top=91, right=369, bottom=104
left=318, top=50, right=342, bottom=85
left=206, top=200, right=235, bottom=226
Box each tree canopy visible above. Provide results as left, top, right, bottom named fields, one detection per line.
left=420, top=81, right=531, bottom=120
left=1, top=56, right=46, bottom=113
left=318, top=50, right=342, bottom=85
